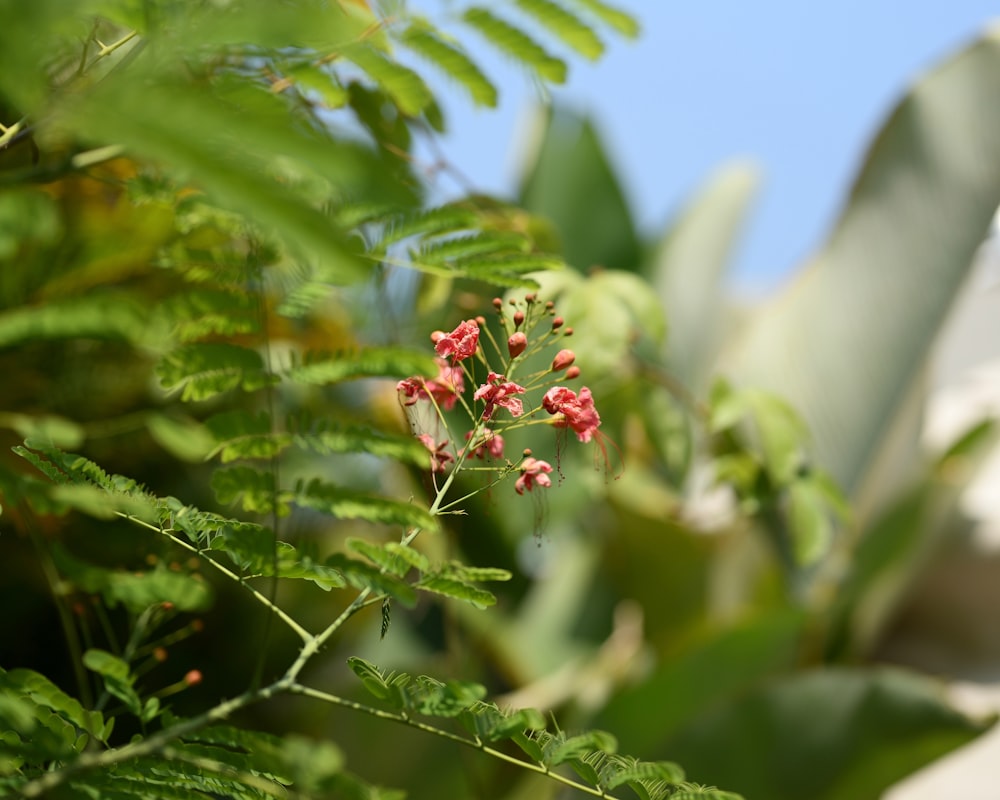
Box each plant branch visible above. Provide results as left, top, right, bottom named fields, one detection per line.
left=116, top=512, right=313, bottom=644
left=289, top=683, right=619, bottom=799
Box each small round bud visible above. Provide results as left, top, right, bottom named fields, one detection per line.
left=161, top=601, right=174, bottom=611
left=551, top=349, right=575, bottom=371
left=513, top=310, right=525, bottom=327
left=430, top=331, right=444, bottom=343
left=184, top=670, right=203, bottom=686
left=564, top=327, right=574, bottom=337
left=545, top=301, right=554, bottom=310
left=507, top=332, right=527, bottom=358
left=154, top=647, right=168, bottom=662
left=492, top=297, right=503, bottom=309
left=565, top=366, right=581, bottom=379
left=522, top=448, right=532, bottom=457
left=525, top=293, right=537, bottom=303
left=552, top=317, right=564, bottom=330
left=509, top=298, right=517, bottom=306
left=192, top=619, right=205, bottom=632
left=475, top=315, right=486, bottom=325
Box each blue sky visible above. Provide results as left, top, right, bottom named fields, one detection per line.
left=415, top=2, right=999, bottom=292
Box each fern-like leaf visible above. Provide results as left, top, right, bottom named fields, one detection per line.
left=164, top=288, right=258, bottom=343
left=157, top=343, right=276, bottom=402
left=344, top=44, right=434, bottom=117
left=514, top=0, right=604, bottom=59
left=287, top=348, right=437, bottom=385
left=205, top=410, right=291, bottom=462
left=459, top=702, right=546, bottom=743
left=296, top=478, right=438, bottom=532
left=211, top=465, right=282, bottom=515
left=347, top=538, right=429, bottom=577
left=566, top=0, right=641, bottom=38
left=325, top=555, right=418, bottom=605
left=416, top=575, right=496, bottom=609
left=376, top=205, right=481, bottom=250
left=294, top=424, right=432, bottom=468
left=399, top=22, right=498, bottom=108
left=462, top=8, right=567, bottom=83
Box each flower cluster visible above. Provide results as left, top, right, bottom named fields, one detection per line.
left=396, top=293, right=603, bottom=496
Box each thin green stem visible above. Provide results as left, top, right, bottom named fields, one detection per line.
left=116, top=513, right=312, bottom=644
left=289, top=684, right=618, bottom=799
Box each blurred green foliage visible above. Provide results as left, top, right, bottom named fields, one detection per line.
left=2, top=2, right=1000, bottom=799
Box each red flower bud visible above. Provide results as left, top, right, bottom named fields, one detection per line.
left=551, top=349, right=575, bottom=371
left=492, top=297, right=503, bottom=309
left=507, top=332, right=527, bottom=358
left=184, top=670, right=203, bottom=686
left=513, top=310, right=525, bottom=327
left=154, top=647, right=168, bottom=662
left=430, top=330, right=444, bottom=343
left=552, top=317, right=564, bottom=330
left=475, top=315, right=486, bottom=325
left=563, top=327, right=574, bottom=336
left=565, top=366, right=581, bottom=379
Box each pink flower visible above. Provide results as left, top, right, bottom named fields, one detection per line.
left=434, top=319, right=480, bottom=362
left=542, top=386, right=601, bottom=443
left=417, top=433, right=453, bottom=473
left=465, top=429, right=505, bottom=460
left=515, top=457, right=553, bottom=494
left=396, top=358, right=464, bottom=411
left=474, top=372, right=526, bottom=419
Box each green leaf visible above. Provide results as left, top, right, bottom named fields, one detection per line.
left=53, top=546, right=214, bottom=613
left=519, top=108, right=640, bottom=271
left=544, top=730, right=617, bottom=767
left=416, top=575, right=496, bottom=609
left=601, top=757, right=686, bottom=791
left=462, top=8, right=567, bottom=83
left=662, top=667, right=991, bottom=800
left=0, top=413, right=83, bottom=449
left=566, top=0, right=640, bottom=38
left=157, top=343, right=275, bottom=402
left=514, top=0, right=604, bottom=59
left=412, top=232, right=530, bottom=265
left=145, top=413, right=216, bottom=463
left=294, top=425, right=432, bottom=467
left=0, top=293, right=162, bottom=350
left=650, top=161, right=761, bottom=390
left=527, top=268, right=665, bottom=376
left=164, top=290, right=259, bottom=344
left=326, top=555, right=418, bottom=606
left=286, top=63, right=350, bottom=109
left=348, top=538, right=429, bottom=576
left=722, top=30, right=1000, bottom=502
left=69, top=75, right=388, bottom=284
left=786, top=479, right=835, bottom=566
left=376, top=205, right=481, bottom=250
left=460, top=703, right=547, bottom=743
left=596, top=610, right=806, bottom=753
left=347, top=657, right=391, bottom=701
left=211, top=465, right=282, bottom=515
left=399, top=22, right=497, bottom=108
left=440, top=563, right=512, bottom=583
left=287, top=348, right=437, bottom=385
left=205, top=410, right=291, bottom=462
left=296, top=478, right=438, bottom=532
left=344, top=44, right=434, bottom=117
left=83, top=649, right=142, bottom=716
left=0, top=668, right=106, bottom=743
